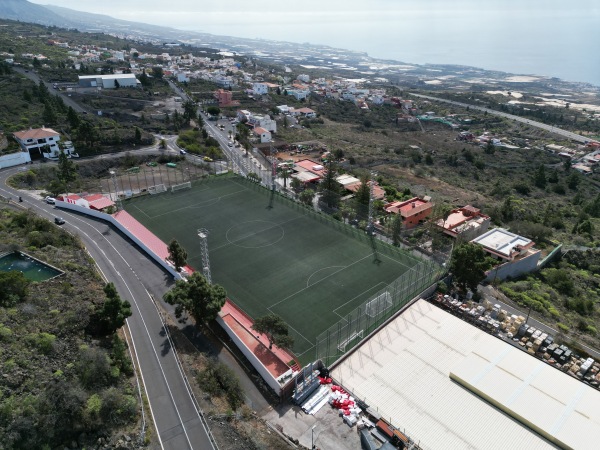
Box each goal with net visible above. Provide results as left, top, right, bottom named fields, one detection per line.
left=365, top=291, right=393, bottom=318
left=148, top=184, right=167, bottom=195
left=171, top=181, right=192, bottom=193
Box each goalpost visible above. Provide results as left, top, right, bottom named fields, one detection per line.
left=365, top=291, right=393, bottom=318
left=148, top=184, right=167, bottom=195
left=171, top=181, right=192, bottom=193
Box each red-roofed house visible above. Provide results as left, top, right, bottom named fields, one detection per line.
left=436, top=205, right=491, bottom=241
left=344, top=180, right=386, bottom=200
left=385, top=197, right=434, bottom=229
left=84, top=193, right=116, bottom=211
left=13, top=127, right=77, bottom=160
left=253, top=126, right=272, bottom=143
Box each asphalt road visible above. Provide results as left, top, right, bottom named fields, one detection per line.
left=0, top=167, right=216, bottom=450
left=200, top=112, right=274, bottom=186
left=13, top=67, right=89, bottom=113
left=409, top=93, right=593, bottom=144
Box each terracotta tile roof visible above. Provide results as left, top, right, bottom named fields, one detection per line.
left=14, top=127, right=59, bottom=141
left=220, top=300, right=299, bottom=377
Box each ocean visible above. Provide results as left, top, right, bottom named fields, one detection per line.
left=184, top=4, right=600, bottom=87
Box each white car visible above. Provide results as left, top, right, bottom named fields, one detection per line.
left=45, top=196, right=56, bottom=204
left=228, top=142, right=233, bottom=147
left=180, top=149, right=187, bottom=155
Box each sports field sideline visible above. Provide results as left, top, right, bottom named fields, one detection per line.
left=124, top=176, right=423, bottom=362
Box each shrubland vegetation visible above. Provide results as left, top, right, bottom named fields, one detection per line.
left=0, top=206, right=138, bottom=449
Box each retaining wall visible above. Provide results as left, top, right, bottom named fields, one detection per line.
left=55, top=200, right=182, bottom=279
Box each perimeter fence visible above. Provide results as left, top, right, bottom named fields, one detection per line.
left=315, top=256, right=446, bottom=368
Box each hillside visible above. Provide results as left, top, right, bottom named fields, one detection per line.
left=0, top=204, right=140, bottom=448
left=0, top=0, right=74, bottom=28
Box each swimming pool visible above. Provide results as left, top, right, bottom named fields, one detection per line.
left=0, top=252, right=63, bottom=282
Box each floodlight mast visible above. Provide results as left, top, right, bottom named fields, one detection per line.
left=367, top=171, right=376, bottom=234
left=197, top=228, right=212, bottom=284
left=109, top=170, right=122, bottom=211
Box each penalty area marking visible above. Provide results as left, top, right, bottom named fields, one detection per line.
left=306, top=266, right=346, bottom=288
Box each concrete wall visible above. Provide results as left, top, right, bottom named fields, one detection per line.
left=55, top=201, right=182, bottom=279
left=216, top=315, right=282, bottom=394
left=0, top=151, right=31, bottom=169
left=485, top=250, right=542, bottom=282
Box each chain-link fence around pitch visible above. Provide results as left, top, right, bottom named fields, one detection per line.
left=315, top=256, right=446, bottom=367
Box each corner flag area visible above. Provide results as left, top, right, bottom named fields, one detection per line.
left=124, top=176, right=428, bottom=363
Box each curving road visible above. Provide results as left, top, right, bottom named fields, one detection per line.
left=0, top=167, right=217, bottom=450
left=409, top=93, right=594, bottom=144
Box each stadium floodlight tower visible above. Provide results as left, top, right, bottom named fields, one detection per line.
left=367, top=171, right=377, bottom=235
left=109, top=169, right=122, bottom=211
left=197, top=228, right=212, bottom=284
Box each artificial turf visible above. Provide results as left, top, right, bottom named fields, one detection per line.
left=124, top=176, right=422, bottom=361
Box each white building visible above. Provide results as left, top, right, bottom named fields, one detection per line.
left=253, top=127, right=272, bottom=143
left=13, top=127, right=77, bottom=160
left=247, top=114, right=277, bottom=133
left=471, top=227, right=542, bottom=281
left=78, top=73, right=139, bottom=89
left=297, top=74, right=310, bottom=83
left=252, top=82, right=269, bottom=95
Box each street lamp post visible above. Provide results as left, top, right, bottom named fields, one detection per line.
left=311, top=425, right=316, bottom=450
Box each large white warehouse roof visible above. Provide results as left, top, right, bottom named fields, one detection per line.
left=331, top=299, right=600, bottom=450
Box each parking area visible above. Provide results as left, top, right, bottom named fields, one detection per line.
left=263, top=402, right=362, bottom=450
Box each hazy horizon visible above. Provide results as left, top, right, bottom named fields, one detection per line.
left=31, top=0, right=600, bottom=86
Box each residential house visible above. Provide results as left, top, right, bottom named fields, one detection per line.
left=436, top=205, right=491, bottom=241
left=253, top=127, right=272, bottom=143
left=384, top=197, right=434, bottom=229
left=237, top=109, right=252, bottom=122
left=291, top=159, right=325, bottom=184
left=297, top=74, right=310, bottom=83
left=290, top=107, right=316, bottom=119
left=252, top=83, right=269, bottom=95
left=13, top=127, right=77, bottom=160
left=247, top=114, right=277, bottom=133
left=471, top=228, right=542, bottom=282
left=344, top=180, right=386, bottom=200
left=214, top=89, right=239, bottom=107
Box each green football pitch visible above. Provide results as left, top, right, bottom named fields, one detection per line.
left=124, top=176, right=422, bottom=361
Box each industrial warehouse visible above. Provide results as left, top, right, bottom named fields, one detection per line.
left=329, top=299, right=600, bottom=450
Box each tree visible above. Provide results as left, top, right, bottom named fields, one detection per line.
left=252, top=314, right=294, bottom=350
left=534, top=164, right=547, bottom=189
left=43, top=102, right=57, bottom=125
left=182, top=100, right=197, bottom=125
left=152, top=66, right=164, bottom=79
left=299, top=188, right=316, bottom=206
left=206, top=106, right=221, bottom=117
left=57, top=149, right=77, bottom=184
left=67, top=106, right=80, bottom=128
left=139, top=70, right=150, bottom=87
left=91, top=283, right=132, bottom=336
left=163, top=272, right=227, bottom=326
left=0, top=271, right=30, bottom=307
left=390, top=214, right=403, bottom=246
left=319, top=160, right=342, bottom=208
left=47, top=179, right=67, bottom=197
left=449, top=243, right=495, bottom=292
left=354, top=174, right=371, bottom=219
left=134, top=127, right=142, bottom=144
left=167, top=239, right=188, bottom=272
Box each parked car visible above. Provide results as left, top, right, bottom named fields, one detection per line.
left=179, top=149, right=187, bottom=155
left=228, top=142, right=233, bottom=147
left=45, top=196, right=56, bottom=204
left=54, top=217, right=65, bottom=225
